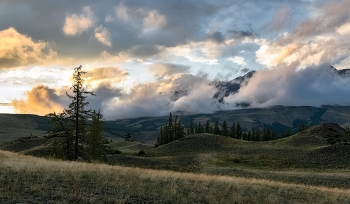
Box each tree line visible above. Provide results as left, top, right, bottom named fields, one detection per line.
left=45, top=66, right=109, bottom=161
left=157, top=113, right=309, bottom=146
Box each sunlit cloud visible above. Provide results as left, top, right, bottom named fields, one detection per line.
left=143, top=10, right=167, bottom=30
left=85, top=67, right=128, bottom=87
left=11, top=85, right=67, bottom=115
left=2, top=0, right=350, bottom=119
left=94, top=25, right=112, bottom=47
left=148, top=63, right=189, bottom=78
left=63, top=6, right=94, bottom=36
left=0, top=28, right=56, bottom=68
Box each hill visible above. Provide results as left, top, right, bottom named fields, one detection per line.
left=1, top=150, right=350, bottom=203
left=1, top=105, right=350, bottom=143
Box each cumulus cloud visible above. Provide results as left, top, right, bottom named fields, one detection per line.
left=11, top=85, right=68, bottom=115
left=94, top=25, right=112, bottom=46
left=116, top=2, right=129, bottom=21
left=63, top=6, right=94, bottom=36
left=143, top=10, right=167, bottom=30
left=85, top=67, right=128, bottom=86
left=165, top=40, right=225, bottom=65
left=288, top=1, right=350, bottom=40
left=256, top=1, right=350, bottom=69
left=0, top=28, right=56, bottom=68
left=226, top=64, right=350, bottom=107
left=227, top=56, right=247, bottom=66
left=337, top=22, right=350, bottom=35
left=148, top=63, right=189, bottom=78
left=99, top=50, right=129, bottom=64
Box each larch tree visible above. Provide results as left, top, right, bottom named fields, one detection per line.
left=86, top=110, right=109, bottom=161
left=46, top=65, right=102, bottom=161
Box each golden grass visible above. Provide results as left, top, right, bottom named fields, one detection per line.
left=1, top=150, right=350, bottom=203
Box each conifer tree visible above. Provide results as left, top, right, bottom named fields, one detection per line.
left=86, top=110, right=109, bottom=161
left=46, top=66, right=95, bottom=160
left=168, top=113, right=173, bottom=142
left=236, top=122, right=242, bottom=139
left=189, top=119, right=194, bottom=135
left=221, top=120, right=229, bottom=136
left=205, top=120, right=210, bottom=133
left=247, top=130, right=251, bottom=141
left=157, top=127, right=163, bottom=145
left=230, top=122, right=236, bottom=138
left=177, top=120, right=185, bottom=139
left=213, top=121, right=221, bottom=135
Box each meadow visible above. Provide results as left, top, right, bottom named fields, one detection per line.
left=1, top=150, right=350, bottom=203
left=1, top=123, right=350, bottom=203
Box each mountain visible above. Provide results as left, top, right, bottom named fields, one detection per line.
left=210, top=71, right=255, bottom=102
left=2, top=106, right=350, bottom=143
left=168, top=71, right=256, bottom=103
left=329, top=65, right=350, bottom=77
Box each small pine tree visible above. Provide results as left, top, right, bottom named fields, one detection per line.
left=230, top=122, right=236, bottom=138
left=205, top=120, right=210, bottom=133
left=247, top=130, right=251, bottom=141
left=236, top=122, right=242, bottom=139
left=125, top=133, right=132, bottom=141
left=213, top=121, right=221, bottom=135
left=177, top=120, right=185, bottom=139
left=86, top=110, right=109, bottom=161
left=221, top=120, right=229, bottom=136
left=189, top=119, right=194, bottom=135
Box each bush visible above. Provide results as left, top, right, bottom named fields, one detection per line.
left=138, top=150, right=146, bottom=156
left=114, top=150, right=122, bottom=154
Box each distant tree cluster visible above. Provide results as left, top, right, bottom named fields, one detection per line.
left=186, top=120, right=278, bottom=141
left=157, top=114, right=311, bottom=146
left=46, top=66, right=109, bottom=161
left=156, top=113, right=185, bottom=146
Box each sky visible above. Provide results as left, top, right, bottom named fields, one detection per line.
left=1, top=0, right=350, bottom=119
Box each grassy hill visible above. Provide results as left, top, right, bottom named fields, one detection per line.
left=1, top=150, right=350, bottom=203
left=1, top=123, right=350, bottom=202
left=2, top=105, right=350, bottom=143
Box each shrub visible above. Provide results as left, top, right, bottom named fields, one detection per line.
left=114, top=150, right=121, bottom=154
left=138, top=150, right=146, bottom=156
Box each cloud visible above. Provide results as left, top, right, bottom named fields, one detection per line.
left=240, top=68, right=250, bottom=73
left=94, top=25, right=112, bottom=46
left=226, top=64, right=350, bottom=107
left=143, top=10, right=167, bottom=30
left=165, top=40, right=225, bottom=65
left=229, top=29, right=255, bottom=39
left=281, top=1, right=350, bottom=42
left=264, top=5, right=292, bottom=32
left=0, top=27, right=56, bottom=68
left=227, top=56, right=247, bottom=66
left=103, top=82, right=172, bottom=119
left=128, top=45, right=164, bottom=59
left=207, top=31, right=225, bottom=44
left=98, top=51, right=129, bottom=64
left=337, top=22, right=350, bottom=35
left=148, top=63, right=189, bottom=78
left=85, top=67, right=128, bottom=86
left=116, top=2, right=129, bottom=21
left=11, top=85, right=68, bottom=115
left=63, top=6, right=94, bottom=36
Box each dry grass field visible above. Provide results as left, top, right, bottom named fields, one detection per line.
left=1, top=123, right=350, bottom=203
left=1, top=150, right=350, bottom=203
